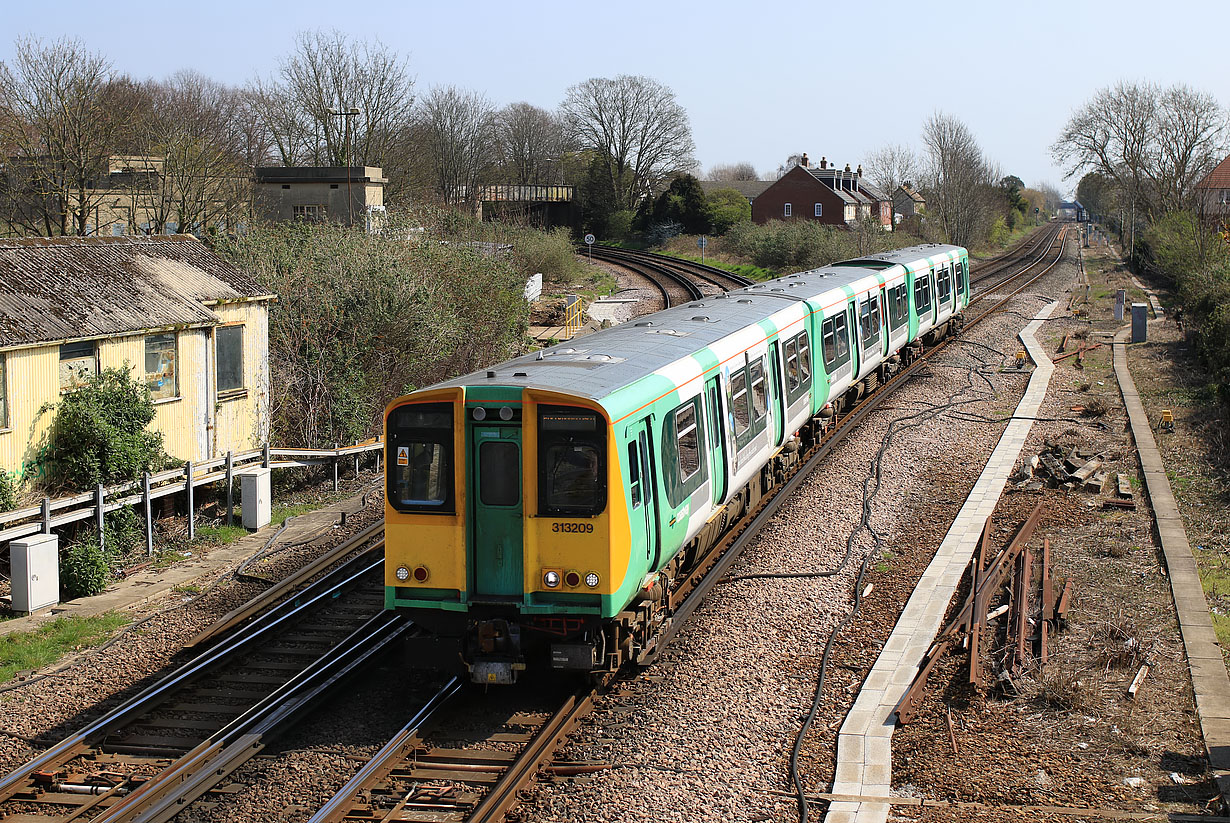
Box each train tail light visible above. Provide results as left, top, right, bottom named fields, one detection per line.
left=413, top=565, right=429, bottom=583
left=564, top=570, right=581, bottom=588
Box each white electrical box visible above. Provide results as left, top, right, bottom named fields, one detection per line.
left=10, top=533, right=59, bottom=614
left=241, top=468, right=272, bottom=530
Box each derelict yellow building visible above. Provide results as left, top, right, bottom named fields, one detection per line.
left=0, top=235, right=275, bottom=486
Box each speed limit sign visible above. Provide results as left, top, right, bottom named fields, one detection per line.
left=584, top=233, right=595, bottom=245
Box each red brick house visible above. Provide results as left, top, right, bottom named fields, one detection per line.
left=1195, top=155, right=1230, bottom=222
left=752, top=163, right=856, bottom=226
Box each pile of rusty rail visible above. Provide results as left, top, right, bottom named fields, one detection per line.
left=1055, top=332, right=1102, bottom=367
left=895, top=502, right=1073, bottom=723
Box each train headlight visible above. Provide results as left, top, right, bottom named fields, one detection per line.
left=413, top=565, right=429, bottom=582
left=585, top=572, right=600, bottom=589
left=499, top=406, right=514, bottom=421
left=472, top=407, right=487, bottom=421
left=395, top=565, right=410, bottom=581
left=543, top=570, right=561, bottom=589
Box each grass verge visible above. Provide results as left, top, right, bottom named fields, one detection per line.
left=0, top=612, right=130, bottom=684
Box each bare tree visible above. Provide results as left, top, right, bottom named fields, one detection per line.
left=247, top=30, right=416, bottom=197
left=1034, top=181, right=1065, bottom=212
left=862, top=143, right=922, bottom=194
left=706, top=161, right=758, bottom=181
left=0, top=36, right=139, bottom=235
left=1151, top=84, right=1227, bottom=214
left=921, top=112, right=996, bottom=247
left=561, top=74, right=695, bottom=211
left=124, top=71, right=251, bottom=234
left=417, top=85, right=498, bottom=208
left=496, top=102, right=567, bottom=185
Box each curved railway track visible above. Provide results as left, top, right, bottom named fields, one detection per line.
left=590, top=245, right=754, bottom=292
left=0, top=524, right=395, bottom=823
left=584, top=245, right=703, bottom=307
left=309, top=227, right=1070, bottom=823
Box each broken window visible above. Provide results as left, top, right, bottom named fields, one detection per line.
left=59, top=340, right=97, bottom=391
left=145, top=333, right=178, bottom=401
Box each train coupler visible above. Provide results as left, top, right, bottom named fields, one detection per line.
left=464, top=619, right=525, bottom=684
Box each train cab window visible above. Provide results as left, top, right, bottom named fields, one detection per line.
left=888, top=283, right=909, bottom=330
left=914, top=273, right=933, bottom=316
left=664, top=397, right=707, bottom=506
left=859, top=295, right=881, bottom=353
left=388, top=402, right=454, bottom=513
left=538, top=406, right=606, bottom=516
left=936, top=265, right=952, bottom=304
left=479, top=441, right=520, bottom=507
left=821, top=315, right=851, bottom=371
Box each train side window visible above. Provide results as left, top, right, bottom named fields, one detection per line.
left=729, top=368, right=751, bottom=435
left=749, top=358, right=767, bottom=421
left=388, top=402, right=454, bottom=514
left=538, top=405, right=607, bottom=516
left=628, top=442, right=642, bottom=508
left=785, top=338, right=800, bottom=394
left=822, top=316, right=851, bottom=371
left=798, top=335, right=811, bottom=384
left=663, top=397, right=707, bottom=506
left=936, top=265, right=952, bottom=304
left=913, top=273, right=932, bottom=316
left=888, top=283, right=908, bottom=330
left=859, top=296, right=881, bottom=353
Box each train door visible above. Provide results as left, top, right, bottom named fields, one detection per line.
left=625, top=420, right=659, bottom=569
left=470, top=424, right=523, bottom=597
left=768, top=342, right=784, bottom=446
left=703, top=377, right=728, bottom=503
left=847, top=302, right=861, bottom=379
left=880, top=286, right=891, bottom=356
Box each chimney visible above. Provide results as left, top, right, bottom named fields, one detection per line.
left=856, top=164, right=863, bottom=177
left=801, top=152, right=809, bottom=168
left=844, top=163, right=851, bottom=173
left=820, top=156, right=827, bottom=169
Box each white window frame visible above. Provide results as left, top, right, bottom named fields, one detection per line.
left=783, top=203, right=792, bottom=217
left=815, top=203, right=823, bottom=217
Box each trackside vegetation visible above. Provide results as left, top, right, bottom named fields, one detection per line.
left=214, top=209, right=570, bottom=448
left=0, top=612, right=129, bottom=684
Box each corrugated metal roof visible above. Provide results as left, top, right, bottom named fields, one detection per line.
left=0, top=235, right=274, bottom=349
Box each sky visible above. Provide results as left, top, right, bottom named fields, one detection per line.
left=2, top=0, right=1226, bottom=197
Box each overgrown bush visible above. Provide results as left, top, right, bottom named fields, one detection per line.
left=0, top=472, right=16, bottom=512
left=722, top=219, right=914, bottom=272
left=214, top=210, right=530, bottom=447
left=43, top=365, right=167, bottom=491
left=60, top=532, right=111, bottom=599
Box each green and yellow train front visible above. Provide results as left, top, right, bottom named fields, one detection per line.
left=384, top=385, right=639, bottom=684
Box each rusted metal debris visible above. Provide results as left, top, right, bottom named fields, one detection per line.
left=893, top=502, right=1079, bottom=724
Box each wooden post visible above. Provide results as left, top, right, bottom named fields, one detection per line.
left=225, top=451, right=234, bottom=527
left=262, top=443, right=270, bottom=469
left=41, top=497, right=51, bottom=534
left=143, top=471, right=153, bottom=556
left=185, top=461, right=195, bottom=541
left=333, top=444, right=339, bottom=492
left=95, top=483, right=106, bottom=552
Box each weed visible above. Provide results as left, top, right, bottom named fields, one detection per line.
left=195, top=524, right=247, bottom=544
left=0, top=613, right=129, bottom=684
left=1038, top=664, right=1091, bottom=711
left=172, top=583, right=203, bottom=595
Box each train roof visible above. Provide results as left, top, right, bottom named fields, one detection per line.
left=431, top=243, right=964, bottom=405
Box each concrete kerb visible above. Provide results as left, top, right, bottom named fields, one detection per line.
left=823, top=301, right=1061, bottom=823
left=0, top=489, right=372, bottom=640
left=1112, top=323, right=1230, bottom=776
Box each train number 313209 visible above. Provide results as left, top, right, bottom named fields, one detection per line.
left=551, top=522, right=594, bottom=534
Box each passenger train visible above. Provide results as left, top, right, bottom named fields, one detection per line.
left=384, top=244, right=970, bottom=683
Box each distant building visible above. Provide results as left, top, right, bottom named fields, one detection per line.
left=893, top=183, right=926, bottom=221
left=0, top=236, right=275, bottom=483
left=1195, top=155, right=1230, bottom=221
left=253, top=166, right=387, bottom=231
left=752, top=154, right=889, bottom=226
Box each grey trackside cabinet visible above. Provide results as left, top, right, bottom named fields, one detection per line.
left=241, top=467, right=272, bottom=530
left=1131, top=303, right=1148, bottom=343
left=10, top=533, right=59, bottom=613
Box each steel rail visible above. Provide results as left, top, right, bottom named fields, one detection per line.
left=97, top=612, right=412, bottom=823
left=592, top=245, right=753, bottom=290
left=0, top=552, right=385, bottom=805
left=585, top=245, right=704, bottom=304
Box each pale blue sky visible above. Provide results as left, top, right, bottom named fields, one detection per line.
left=3, top=0, right=1224, bottom=195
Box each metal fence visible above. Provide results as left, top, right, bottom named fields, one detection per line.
left=0, top=439, right=384, bottom=556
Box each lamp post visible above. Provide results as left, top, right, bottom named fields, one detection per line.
left=326, top=106, right=361, bottom=224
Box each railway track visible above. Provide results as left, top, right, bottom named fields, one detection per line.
left=583, top=245, right=706, bottom=306
left=309, top=227, right=1069, bottom=823
left=970, top=223, right=1064, bottom=292
left=590, top=245, right=754, bottom=292
left=0, top=524, right=394, bottom=822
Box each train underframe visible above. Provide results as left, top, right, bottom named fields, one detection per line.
left=403, top=315, right=962, bottom=684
